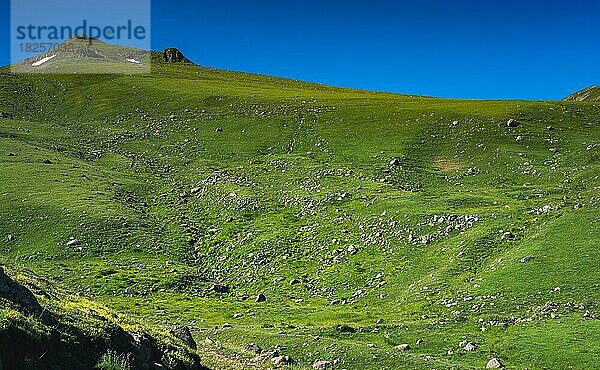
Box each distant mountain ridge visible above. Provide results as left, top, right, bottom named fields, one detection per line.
left=11, top=36, right=194, bottom=74
left=563, top=86, right=600, bottom=101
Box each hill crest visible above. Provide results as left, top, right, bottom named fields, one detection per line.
left=563, top=85, right=600, bottom=101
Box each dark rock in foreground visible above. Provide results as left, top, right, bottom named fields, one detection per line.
left=0, top=267, right=206, bottom=370
left=170, top=326, right=198, bottom=350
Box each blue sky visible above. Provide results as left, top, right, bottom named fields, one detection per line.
left=1, top=0, right=599, bottom=100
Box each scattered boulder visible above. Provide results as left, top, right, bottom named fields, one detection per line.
left=347, top=245, right=358, bottom=255
left=255, top=293, right=267, bottom=303
left=520, top=256, right=535, bottom=263
left=486, top=358, right=504, bottom=369
left=460, top=341, right=477, bottom=351
left=507, top=119, right=519, bottom=127
left=215, top=127, right=223, bottom=133
left=389, top=158, right=401, bottom=166
left=395, top=344, right=410, bottom=351
left=245, top=343, right=262, bottom=354
left=212, top=284, right=230, bottom=293
left=169, top=326, right=197, bottom=350
left=0, top=112, right=13, bottom=119
left=336, top=324, right=356, bottom=333
left=6, top=234, right=14, bottom=242
left=66, top=239, right=80, bottom=247
left=272, top=355, right=294, bottom=366
left=253, top=348, right=280, bottom=362
left=501, top=232, right=514, bottom=241
left=124, top=287, right=133, bottom=295
left=289, top=279, right=301, bottom=285
left=313, top=360, right=333, bottom=369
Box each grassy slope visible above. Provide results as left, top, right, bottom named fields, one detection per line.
left=0, top=62, right=599, bottom=369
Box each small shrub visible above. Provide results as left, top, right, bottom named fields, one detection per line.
left=96, top=351, right=131, bottom=370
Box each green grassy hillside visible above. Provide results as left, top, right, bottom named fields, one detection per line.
left=1, top=51, right=599, bottom=369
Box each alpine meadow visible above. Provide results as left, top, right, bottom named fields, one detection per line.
left=0, top=35, right=599, bottom=370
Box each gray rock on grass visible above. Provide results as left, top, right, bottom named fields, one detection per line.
left=486, top=358, right=504, bottom=369
left=313, top=360, right=333, bottom=369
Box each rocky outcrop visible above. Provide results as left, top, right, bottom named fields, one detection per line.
left=0, top=267, right=44, bottom=317
left=162, top=48, right=193, bottom=64
left=170, top=326, right=198, bottom=350
left=0, top=268, right=206, bottom=370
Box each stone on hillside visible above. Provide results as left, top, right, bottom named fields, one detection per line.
left=66, top=239, right=80, bottom=246
left=212, top=284, right=230, bottom=293
left=501, top=232, right=513, bottom=241
left=347, top=245, right=358, bottom=255
left=313, top=360, right=333, bottom=370
left=390, top=158, right=401, bottom=166
left=245, top=343, right=263, bottom=354
left=507, top=119, right=519, bottom=127
left=452, top=120, right=459, bottom=126
left=290, top=279, right=301, bottom=285
left=215, top=127, right=223, bottom=133
left=124, top=287, right=133, bottom=295
left=516, top=135, right=523, bottom=142
left=520, top=256, right=535, bottom=263
left=486, top=358, right=504, bottom=369
left=169, top=325, right=197, bottom=349
left=272, top=355, right=294, bottom=366
left=463, top=342, right=478, bottom=351
left=395, top=343, right=410, bottom=351
left=336, top=324, right=356, bottom=333
left=255, top=293, right=267, bottom=303
left=253, top=348, right=281, bottom=362
left=332, top=255, right=344, bottom=263
left=7, top=234, right=14, bottom=242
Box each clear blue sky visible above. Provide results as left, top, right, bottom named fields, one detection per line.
left=1, top=0, right=599, bottom=100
